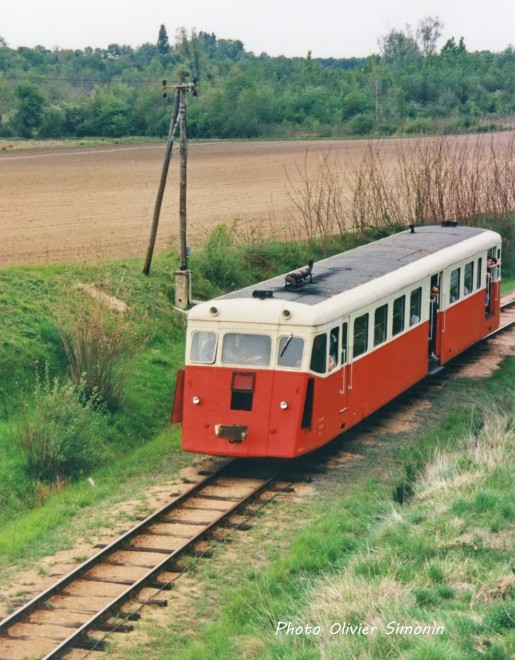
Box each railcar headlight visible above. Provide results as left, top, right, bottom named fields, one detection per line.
left=192, top=396, right=201, bottom=405
left=279, top=401, right=288, bottom=410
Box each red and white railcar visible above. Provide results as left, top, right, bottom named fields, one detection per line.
left=173, top=224, right=502, bottom=458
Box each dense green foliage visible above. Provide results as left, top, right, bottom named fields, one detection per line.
left=0, top=22, right=514, bottom=140
left=16, top=374, right=108, bottom=481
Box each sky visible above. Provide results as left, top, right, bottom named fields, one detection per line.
left=1, top=0, right=514, bottom=58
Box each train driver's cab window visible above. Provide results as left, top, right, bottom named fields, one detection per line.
left=190, top=331, right=217, bottom=364
left=222, top=333, right=271, bottom=366
left=477, top=257, right=483, bottom=290
left=464, top=262, right=474, bottom=296
left=374, top=304, right=388, bottom=346
left=310, top=333, right=327, bottom=374
left=277, top=335, right=304, bottom=368
left=409, top=288, right=422, bottom=326
left=450, top=268, right=461, bottom=303
left=392, top=295, right=405, bottom=336
left=353, top=313, right=369, bottom=358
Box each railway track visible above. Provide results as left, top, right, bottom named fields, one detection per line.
left=0, top=459, right=292, bottom=659
left=1, top=297, right=513, bottom=660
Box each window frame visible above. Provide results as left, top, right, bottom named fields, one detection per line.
left=310, top=332, right=328, bottom=374
left=409, top=287, right=422, bottom=326
left=449, top=268, right=461, bottom=304
left=374, top=303, right=388, bottom=347
left=277, top=335, right=305, bottom=369
left=464, top=261, right=474, bottom=296
left=190, top=330, right=218, bottom=364
left=392, top=295, right=406, bottom=337
left=353, top=313, right=369, bottom=359
left=221, top=332, right=272, bottom=366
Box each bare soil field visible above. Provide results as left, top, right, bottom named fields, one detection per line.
left=0, top=135, right=511, bottom=267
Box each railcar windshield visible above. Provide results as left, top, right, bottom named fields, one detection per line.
left=190, top=331, right=218, bottom=363
left=278, top=335, right=304, bottom=368
left=222, top=333, right=271, bottom=366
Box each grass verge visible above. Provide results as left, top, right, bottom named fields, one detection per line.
left=106, top=356, right=514, bottom=660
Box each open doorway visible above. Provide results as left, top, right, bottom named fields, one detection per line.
left=429, top=273, right=441, bottom=363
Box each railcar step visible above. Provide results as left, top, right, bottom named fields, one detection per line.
left=428, top=365, right=444, bottom=375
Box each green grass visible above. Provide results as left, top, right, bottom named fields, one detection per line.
left=0, top=220, right=513, bottom=654
left=0, top=256, right=188, bottom=528
left=0, top=425, right=189, bottom=571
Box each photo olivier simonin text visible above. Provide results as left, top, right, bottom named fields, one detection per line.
left=275, top=621, right=445, bottom=637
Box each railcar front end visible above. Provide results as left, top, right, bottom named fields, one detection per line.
left=177, top=299, right=327, bottom=457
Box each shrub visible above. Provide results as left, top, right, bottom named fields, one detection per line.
left=16, top=373, right=108, bottom=482
left=190, top=223, right=250, bottom=291
left=58, top=289, right=144, bottom=410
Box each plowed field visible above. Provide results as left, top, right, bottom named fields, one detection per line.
left=0, top=135, right=510, bottom=267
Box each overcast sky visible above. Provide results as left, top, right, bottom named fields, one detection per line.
left=2, top=0, right=514, bottom=57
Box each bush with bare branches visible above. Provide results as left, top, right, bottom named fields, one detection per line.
left=284, top=135, right=514, bottom=240
left=351, top=134, right=515, bottom=230
left=284, top=149, right=351, bottom=243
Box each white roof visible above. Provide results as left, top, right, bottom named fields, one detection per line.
left=188, top=226, right=500, bottom=328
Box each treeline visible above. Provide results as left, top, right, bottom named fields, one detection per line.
left=0, top=20, right=514, bottom=140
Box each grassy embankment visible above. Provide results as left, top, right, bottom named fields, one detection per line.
left=0, top=228, right=389, bottom=573
left=0, top=220, right=513, bottom=658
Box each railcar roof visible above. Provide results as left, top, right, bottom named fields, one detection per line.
left=219, top=225, right=494, bottom=307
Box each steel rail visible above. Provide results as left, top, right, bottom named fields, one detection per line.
left=0, top=459, right=236, bottom=638
left=0, top=458, right=290, bottom=660
left=42, top=467, right=281, bottom=659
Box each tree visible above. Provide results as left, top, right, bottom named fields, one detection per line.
left=379, top=28, right=421, bottom=67
left=13, top=81, right=45, bottom=137
left=441, top=37, right=467, bottom=58
left=158, top=24, right=170, bottom=54
left=417, top=16, right=444, bottom=57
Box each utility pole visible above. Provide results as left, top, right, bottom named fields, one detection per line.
left=143, top=73, right=197, bottom=312
left=175, top=75, right=191, bottom=309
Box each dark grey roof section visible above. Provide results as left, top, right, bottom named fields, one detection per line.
left=220, top=226, right=488, bottom=306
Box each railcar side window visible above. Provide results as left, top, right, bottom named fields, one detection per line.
left=341, top=322, right=348, bottom=364
left=222, top=333, right=271, bottom=366
left=477, top=257, right=483, bottom=289
left=277, top=336, right=304, bottom=368
left=353, top=314, right=369, bottom=358
left=409, top=288, right=422, bottom=326
left=450, top=268, right=461, bottom=303
left=329, top=327, right=339, bottom=371
left=464, top=262, right=474, bottom=295
left=374, top=304, right=388, bottom=346
left=392, top=295, right=405, bottom=336
left=310, top=333, right=327, bottom=374
left=190, top=331, right=217, bottom=364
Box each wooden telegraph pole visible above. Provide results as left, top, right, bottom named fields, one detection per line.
left=175, top=75, right=190, bottom=309
left=143, top=73, right=196, bottom=310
